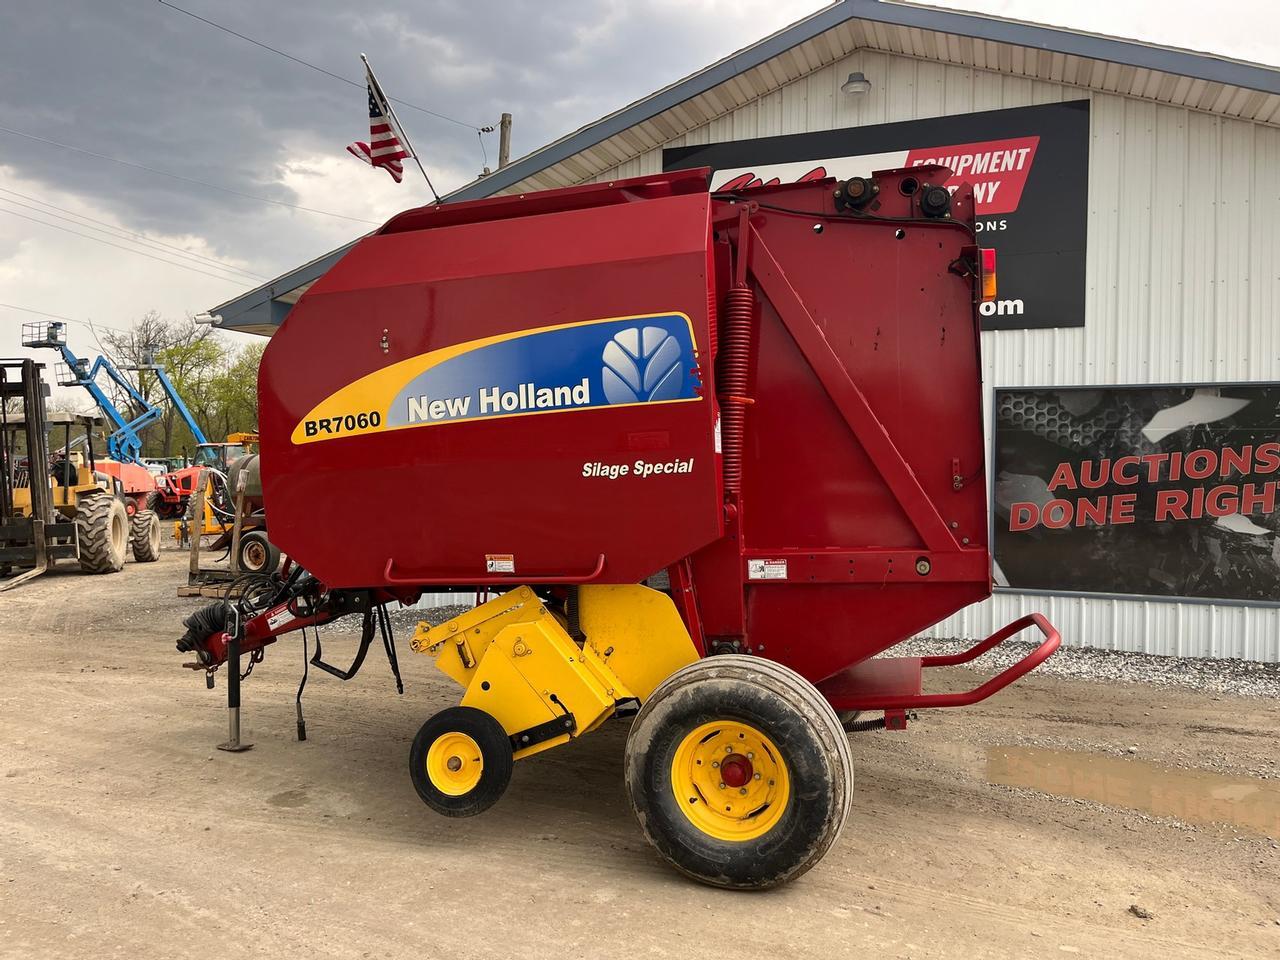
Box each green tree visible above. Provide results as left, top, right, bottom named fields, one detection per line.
left=101, top=312, right=221, bottom=458
left=156, top=335, right=228, bottom=458
left=207, top=342, right=265, bottom=440
left=75, top=314, right=267, bottom=462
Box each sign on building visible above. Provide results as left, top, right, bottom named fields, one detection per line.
left=993, top=384, right=1280, bottom=603
left=664, top=100, right=1090, bottom=331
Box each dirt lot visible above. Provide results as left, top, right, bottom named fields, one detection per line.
left=1, top=550, right=1277, bottom=959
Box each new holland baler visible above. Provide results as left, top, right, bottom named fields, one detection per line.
left=177, top=166, right=1059, bottom=889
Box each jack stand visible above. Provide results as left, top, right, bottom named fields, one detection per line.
left=217, top=635, right=253, bottom=753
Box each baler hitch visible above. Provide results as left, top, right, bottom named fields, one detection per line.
left=176, top=570, right=408, bottom=748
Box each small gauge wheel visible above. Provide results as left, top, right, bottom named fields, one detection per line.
left=409, top=706, right=513, bottom=817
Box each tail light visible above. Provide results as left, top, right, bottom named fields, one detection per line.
left=979, top=247, right=997, bottom=302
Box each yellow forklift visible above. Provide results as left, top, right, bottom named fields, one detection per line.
left=1, top=359, right=158, bottom=589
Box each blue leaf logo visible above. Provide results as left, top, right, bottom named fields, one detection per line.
left=602, top=326, right=684, bottom=404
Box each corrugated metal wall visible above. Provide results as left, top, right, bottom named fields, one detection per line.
left=414, top=591, right=473, bottom=611
left=592, top=50, right=1280, bottom=661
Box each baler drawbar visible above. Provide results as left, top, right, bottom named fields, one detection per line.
left=177, top=166, right=1059, bottom=889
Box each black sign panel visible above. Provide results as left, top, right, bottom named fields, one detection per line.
left=993, top=384, right=1280, bottom=603
left=663, top=101, right=1089, bottom=331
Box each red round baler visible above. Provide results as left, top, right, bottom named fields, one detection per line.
left=178, top=167, right=1058, bottom=889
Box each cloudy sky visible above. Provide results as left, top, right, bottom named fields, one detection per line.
left=1, top=0, right=1277, bottom=365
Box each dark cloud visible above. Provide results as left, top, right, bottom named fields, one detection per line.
left=1, top=0, right=821, bottom=278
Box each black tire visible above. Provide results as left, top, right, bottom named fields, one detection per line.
left=236, top=530, right=280, bottom=575
left=130, top=509, right=161, bottom=562
left=144, top=490, right=161, bottom=513
left=76, top=494, right=128, bottom=574
left=625, top=655, right=853, bottom=890
left=409, top=706, right=513, bottom=818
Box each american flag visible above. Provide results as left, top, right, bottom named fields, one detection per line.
left=346, top=70, right=410, bottom=183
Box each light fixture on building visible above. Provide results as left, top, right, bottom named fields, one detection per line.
left=840, top=71, right=872, bottom=96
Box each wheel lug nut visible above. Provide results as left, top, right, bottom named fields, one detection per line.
left=719, top=782, right=726, bottom=789
left=725, top=746, right=733, bottom=753
left=768, top=779, right=775, bottom=786
left=739, top=788, right=747, bottom=795
left=747, top=752, right=754, bottom=760
left=711, top=760, right=719, bottom=768
left=754, top=773, right=761, bottom=780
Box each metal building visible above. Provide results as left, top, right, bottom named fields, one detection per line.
left=211, top=1, right=1280, bottom=661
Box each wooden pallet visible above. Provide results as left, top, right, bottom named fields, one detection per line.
left=177, top=583, right=246, bottom=599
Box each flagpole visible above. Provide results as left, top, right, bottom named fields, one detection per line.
left=361, top=53, right=441, bottom=203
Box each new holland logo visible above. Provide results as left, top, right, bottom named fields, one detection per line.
left=601, top=326, right=686, bottom=404
left=292, top=312, right=702, bottom=444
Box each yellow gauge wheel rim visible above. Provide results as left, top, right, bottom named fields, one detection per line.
left=671, top=720, right=791, bottom=842
left=426, top=732, right=484, bottom=796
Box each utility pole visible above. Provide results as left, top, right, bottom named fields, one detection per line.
left=498, top=113, right=512, bottom=169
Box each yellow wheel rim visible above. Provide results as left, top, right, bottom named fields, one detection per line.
left=671, top=720, right=790, bottom=842
left=426, top=732, right=484, bottom=796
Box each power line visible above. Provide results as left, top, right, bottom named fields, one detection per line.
left=1, top=301, right=84, bottom=324
left=0, top=124, right=381, bottom=225
left=1, top=206, right=247, bottom=284
left=0, top=187, right=267, bottom=279
left=156, top=0, right=494, bottom=134
left=0, top=301, right=135, bottom=335
left=0, top=198, right=261, bottom=283
left=0, top=207, right=248, bottom=284
left=0, top=188, right=267, bottom=281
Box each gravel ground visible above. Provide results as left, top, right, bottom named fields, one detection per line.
left=4, top=553, right=1277, bottom=960
left=895, top=635, right=1280, bottom=699
left=380, top=602, right=472, bottom=638
left=387, top=599, right=1280, bottom=699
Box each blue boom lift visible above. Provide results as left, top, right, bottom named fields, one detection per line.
left=21, top=320, right=209, bottom=464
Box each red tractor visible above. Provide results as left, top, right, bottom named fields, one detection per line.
left=152, top=435, right=257, bottom=521
left=94, top=458, right=160, bottom=517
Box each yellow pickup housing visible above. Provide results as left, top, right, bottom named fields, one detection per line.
left=410, top=584, right=697, bottom=760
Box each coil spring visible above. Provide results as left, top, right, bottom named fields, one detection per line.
left=718, top=285, right=755, bottom=495
left=705, top=286, right=719, bottom=365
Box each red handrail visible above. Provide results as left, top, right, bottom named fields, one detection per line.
left=919, top=612, right=1056, bottom=667
left=382, top=554, right=607, bottom=586
left=840, top=613, right=1061, bottom=711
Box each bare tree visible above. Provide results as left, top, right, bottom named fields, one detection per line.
left=100, top=312, right=219, bottom=458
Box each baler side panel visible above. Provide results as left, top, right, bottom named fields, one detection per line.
left=260, top=192, right=724, bottom=588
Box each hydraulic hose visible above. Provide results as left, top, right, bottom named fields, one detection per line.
left=176, top=601, right=230, bottom=657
